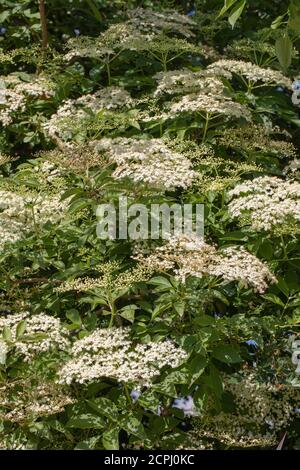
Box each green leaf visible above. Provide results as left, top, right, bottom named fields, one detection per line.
left=212, top=344, right=242, bottom=364
left=275, top=35, right=292, bottom=72
left=87, top=398, right=119, bottom=422
left=16, top=320, right=27, bottom=339
left=86, top=0, right=103, bottom=22
left=2, top=326, right=12, bottom=342
left=66, top=414, right=105, bottom=429
left=0, top=11, right=10, bottom=23
left=68, top=198, right=90, bottom=214
left=263, top=294, right=285, bottom=307
left=121, top=415, right=146, bottom=439
left=271, top=14, right=287, bottom=30
left=66, top=309, right=82, bottom=326
left=204, top=365, right=224, bottom=397
left=102, top=427, right=119, bottom=450
left=139, top=390, right=161, bottom=414
left=217, top=0, right=237, bottom=18
left=288, top=1, right=300, bottom=34
left=75, top=436, right=100, bottom=450
left=119, top=304, right=138, bottom=323
left=188, top=355, right=207, bottom=385
left=228, top=0, right=246, bottom=28
left=173, top=301, right=185, bottom=317
left=148, top=276, right=173, bottom=289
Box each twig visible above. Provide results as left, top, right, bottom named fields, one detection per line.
left=39, top=0, right=48, bottom=51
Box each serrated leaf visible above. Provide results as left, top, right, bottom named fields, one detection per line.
left=275, top=35, right=292, bottom=72
left=263, top=294, right=285, bottom=307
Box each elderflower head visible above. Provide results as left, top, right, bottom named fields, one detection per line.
left=127, top=8, right=196, bottom=38
left=153, top=69, right=224, bottom=97
left=228, top=176, right=300, bottom=232
left=55, top=262, right=153, bottom=294
left=43, top=87, right=132, bottom=141
left=0, top=379, right=75, bottom=423
left=169, top=92, right=251, bottom=121
left=207, top=60, right=292, bottom=89
left=58, top=327, right=187, bottom=387
left=0, top=312, right=69, bottom=361
left=64, top=24, right=149, bottom=62
left=135, top=234, right=276, bottom=293
left=0, top=74, right=55, bottom=126
left=0, top=189, right=68, bottom=250
left=93, top=137, right=196, bottom=190
left=218, top=124, right=297, bottom=159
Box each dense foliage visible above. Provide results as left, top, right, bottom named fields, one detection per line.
left=0, top=0, right=300, bottom=450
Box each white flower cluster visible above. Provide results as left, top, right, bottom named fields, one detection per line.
left=64, top=24, right=150, bottom=61
left=0, top=312, right=69, bottom=361
left=169, top=92, right=251, bottom=120
left=0, top=74, right=55, bottom=126
left=153, top=69, right=223, bottom=97
left=127, top=8, right=196, bottom=38
left=153, top=68, right=251, bottom=121
left=136, top=234, right=276, bottom=293
left=94, top=137, right=196, bottom=190
left=44, top=86, right=132, bottom=141
left=56, top=262, right=153, bottom=294
left=207, top=60, right=292, bottom=88
left=58, top=327, right=187, bottom=387
left=0, top=190, right=68, bottom=249
left=228, top=176, right=300, bottom=231
left=0, top=380, right=74, bottom=423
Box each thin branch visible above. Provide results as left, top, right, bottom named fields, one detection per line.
left=39, top=0, right=48, bottom=51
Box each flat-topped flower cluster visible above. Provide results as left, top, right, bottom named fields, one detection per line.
left=0, top=74, right=55, bottom=126
left=135, top=234, right=276, bottom=293
left=228, top=176, right=300, bottom=232
left=94, top=137, right=196, bottom=190
left=0, top=189, right=68, bottom=250
left=0, top=312, right=69, bottom=361
left=58, top=327, right=187, bottom=387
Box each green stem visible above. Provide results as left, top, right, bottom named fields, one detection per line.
left=280, top=235, right=288, bottom=259
left=161, top=53, right=168, bottom=72
left=159, top=121, right=163, bottom=137
left=106, top=62, right=111, bottom=86
left=124, top=384, right=132, bottom=404
left=202, top=113, right=210, bottom=143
